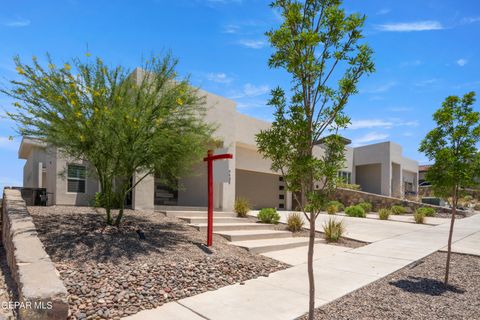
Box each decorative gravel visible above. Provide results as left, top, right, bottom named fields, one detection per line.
left=0, top=245, right=17, bottom=319
left=300, top=252, right=480, bottom=320
left=29, top=206, right=288, bottom=320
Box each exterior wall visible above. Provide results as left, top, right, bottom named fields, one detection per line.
left=53, top=149, right=99, bottom=206
left=355, top=164, right=382, bottom=194
left=132, top=172, right=154, bottom=211
left=235, top=169, right=282, bottom=209
left=178, top=162, right=208, bottom=207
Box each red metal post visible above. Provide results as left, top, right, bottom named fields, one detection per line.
left=203, top=150, right=233, bottom=247
left=206, top=149, right=214, bottom=247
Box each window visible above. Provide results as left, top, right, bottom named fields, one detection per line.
left=338, top=171, right=352, bottom=184
left=279, top=185, right=285, bottom=191
left=67, top=164, right=86, bottom=193
left=279, top=194, right=285, bottom=200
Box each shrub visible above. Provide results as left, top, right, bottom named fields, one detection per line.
left=358, top=201, right=372, bottom=213
left=414, top=211, right=425, bottom=224
left=391, top=205, right=407, bottom=215
left=378, top=208, right=390, bottom=220
left=322, top=218, right=345, bottom=242
left=257, top=208, right=280, bottom=224
left=326, top=200, right=344, bottom=212
left=345, top=205, right=366, bottom=218
left=326, top=204, right=337, bottom=215
left=475, top=203, right=480, bottom=211
left=337, top=182, right=361, bottom=191
left=234, top=197, right=250, bottom=217
left=416, top=207, right=436, bottom=217
left=287, top=212, right=304, bottom=232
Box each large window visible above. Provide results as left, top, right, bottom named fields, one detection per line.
left=338, top=171, right=352, bottom=184
left=67, top=164, right=86, bottom=193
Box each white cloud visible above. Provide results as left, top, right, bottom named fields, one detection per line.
left=461, top=17, right=480, bottom=24
left=3, top=17, right=30, bottom=27
left=228, top=83, right=270, bottom=99
left=237, top=39, right=266, bottom=49
left=362, top=81, right=397, bottom=94
left=223, top=24, right=240, bottom=34
left=376, top=8, right=391, bottom=15
left=206, top=72, right=233, bottom=84
left=415, top=78, right=441, bottom=87
left=376, top=21, right=444, bottom=32
left=456, top=58, right=468, bottom=67
left=349, top=119, right=418, bottom=130
left=243, top=83, right=269, bottom=96
left=352, top=132, right=389, bottom=146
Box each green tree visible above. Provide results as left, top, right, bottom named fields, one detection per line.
left=2, top=53, right=213, bottom=225
left=419, top=91, right=480, bottom=286
left=256, top=1, right=374, bottom=318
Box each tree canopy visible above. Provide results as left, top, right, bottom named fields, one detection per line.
left=2, top=53, right=214, bottom=225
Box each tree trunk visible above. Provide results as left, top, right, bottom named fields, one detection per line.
left=444, top=193, right=457, bottom=286
left=114, top=193, right=126, bottom=226
left=307, top=210, right=316, bottom=320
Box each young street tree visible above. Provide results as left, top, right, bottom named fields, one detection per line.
left=419, top=91, right=480, bottom=286
left=2, top=53, right=213, bottom=226
left=256, top=1, right=374, bottom=318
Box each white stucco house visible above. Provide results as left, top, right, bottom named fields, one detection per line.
left=18, top=69, right=419, bottom=211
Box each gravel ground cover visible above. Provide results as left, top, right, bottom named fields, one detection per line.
left=300, top=252, right=480, bottom=320
left=29, top=206, right=288, bottom=320
left=0, top=245, right=18, bottom=320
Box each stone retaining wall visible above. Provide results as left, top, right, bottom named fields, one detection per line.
left=334, top=187, right=466, bottom=215
left=2, top=189, right=68, bottom=319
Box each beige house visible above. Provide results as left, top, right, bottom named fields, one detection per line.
left=18, top=70, right=419, bottom=211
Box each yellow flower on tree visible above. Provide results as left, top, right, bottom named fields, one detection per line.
left=80, top=134, right=85, bottom=142
left=16, top=66, right=25, bottom=75
left=176, top=98, right=184, bottom=106
left=64, top=63, right=71, bottom=71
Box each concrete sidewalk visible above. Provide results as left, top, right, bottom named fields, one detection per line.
left=124, top=214, right=480, bottom=320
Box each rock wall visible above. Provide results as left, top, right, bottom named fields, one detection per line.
left=2, top=189, right=68, bottom=320
left=334, top=187, right=465, bottom=215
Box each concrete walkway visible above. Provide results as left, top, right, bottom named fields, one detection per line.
left=124, top=213, right=480, bottom=320
left=252, top=210, right=434, bottom=243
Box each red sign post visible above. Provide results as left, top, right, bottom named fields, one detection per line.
left=203, top=149, right=233, bottom=247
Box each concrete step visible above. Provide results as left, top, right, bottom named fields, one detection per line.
left=230, top=237, right=324, bottom=254
left=179, top=217, right=248, bottom=224
left=162, top=211, right=237, bottom=218
left=190, top=223, right=276, bottom=232
left=215, top=230, right=293, bottom=242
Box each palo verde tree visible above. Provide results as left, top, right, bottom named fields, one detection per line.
left=256, top=1, right=374, bottom=318
left=2, top=53, right=213, bottom=226
left=419, top=91, right=480, bottom=286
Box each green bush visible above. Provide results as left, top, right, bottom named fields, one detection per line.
left=257, top=208, right=280, bottom=224
left=474, top=203, right=480, bottom=211
left=345, top=205, right=366, bottom=218
left=234, top=197, right=250, bottom=217
left=323, top=218, right=345, bottom=242
left=287, top=212, right=304, bottom=232
left=326, top=200, right=344, bottom=212
left=416, top=207, right=436, bottom=217
left=357, top=201, right=372, bottom=213
left=414, top=211, right=425, bottom=224
left=391, top=205, right=407, bottom=215
left=378, top=208, right=390, bottom=220
left=326, top=204, right=337, bottom=215
left=337, top=182, right=361, bottom=190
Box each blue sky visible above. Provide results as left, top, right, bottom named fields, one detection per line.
left=0, top=0, right=479, bottom=190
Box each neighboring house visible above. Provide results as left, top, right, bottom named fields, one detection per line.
left=18, top=68, right=419, bottom=211
left=419, top=164, right=432, bottom=186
